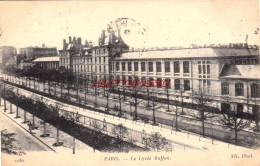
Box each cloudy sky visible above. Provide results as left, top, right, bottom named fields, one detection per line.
left=0, top=0, right=259, bottom=50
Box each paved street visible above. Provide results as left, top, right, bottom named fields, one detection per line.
left=0, top=107, right=48, bottom=153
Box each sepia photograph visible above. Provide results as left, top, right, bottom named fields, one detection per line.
left=0, top=0, right=259, bottom=166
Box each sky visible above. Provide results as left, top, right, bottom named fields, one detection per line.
left=0, top=0, right=259, bottom=51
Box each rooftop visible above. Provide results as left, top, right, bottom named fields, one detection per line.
left=220, top=65, right=260, bottom=80
left=116, top=48, right=259, bottom=60
left=33, top=56, right=60, bottom=62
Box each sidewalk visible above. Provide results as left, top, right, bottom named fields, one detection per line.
left=6, top=85, right=253, bottom=152
left=0, top=103, right=99, bottom=156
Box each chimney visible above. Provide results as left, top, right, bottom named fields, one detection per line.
left=77, top=37, right=82, bottom=45
left=89, top=41, right=93, bottom=48
left=85, top=40, right=89, bottom=47
left=69, top=36, right=72, bottom=43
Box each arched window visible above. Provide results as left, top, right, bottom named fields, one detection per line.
left=251, top=83, right=259, bottom=98
left=235, top=83, right=244, bottom=96
left=221, top=82, right=229, bottom=95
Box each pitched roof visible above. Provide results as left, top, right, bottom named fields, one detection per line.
left=116, top=48, right=259, bottom=60
left=220, top=65, right=260, bottom=80
left=33, top=56, right=59, bottom=62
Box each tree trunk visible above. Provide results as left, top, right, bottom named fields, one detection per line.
left=73, top=137, right=75, bottom=154
left=60, top=82, right=63, bottom=98
left=23, top=110, right=27, bottom=123
left=175, top=108, right=178, bottom=131
left=32, top=115, right=35, bottom=128
left=56, top=126, right=60, bottom=144
left=34, top=77, right=36, bottom=90
left=67, top=82, right=70, bottom=100
left=54, top=83, right=57, bottom=95
left=44, top=122, right=47, bottom=135
left=9, top=102, right=12, bottom=114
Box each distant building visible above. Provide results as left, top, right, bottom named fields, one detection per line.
left=32, top=56, right=59, bottom=69
left=19, top=44, right=58, bottom=69
left=0, top=46, right=17, bottom=68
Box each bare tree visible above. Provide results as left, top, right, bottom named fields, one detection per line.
left=218, top=105, right=251, bottom=145
left=148, top=88, right=162, bottom=125
left=189, top=91, right=216, bottom=137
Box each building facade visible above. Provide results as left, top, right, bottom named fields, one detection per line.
left=58, top=31, right=259, bottom=116
left=0, top=46, right=17, bottom=68
left=110, top=46, right=260, bottom=115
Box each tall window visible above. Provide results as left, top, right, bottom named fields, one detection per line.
left=128, top=62, right=132, bottom=72
left=141, top=62, right=146, bottom=72
left=221, top=82, right=229, bottom=95
left=207, top=65, right=210, bottom=74
left=165, top=78, right=171, bottom=89
left=235, top=83, right=244, bottom=96
left=134, top=62, right=138, bottom=72
left=122, top=62, right=126, bottom=71
left=174, top=79, right=180, bottom=90
left=165, top=61, right=170, bottom=73
left=198, top=65, right=201, bottom=74
left=104, top=66, right=106, bottom=73
left=156, top=62, right=161, bottom=72
left=184, top=80, right=190, bottom=91
left=174, top=61, right=180, bottom=73
left=116, top=62, right=119, bottom=71
left=183, top=61, right=189, bottom=73
left=251, top=83, right=260, bottom=98
left=148, top=62, right=153, bottom=72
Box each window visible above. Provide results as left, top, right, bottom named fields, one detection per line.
left=134, top=62, right=138, bottom=72
left=207, top=65, right=210, bottom=74
left=174, top=61, right=180, bottom=73
left=116, top=62, right=119, bottom=71
left=198, top=65, right=201, bottom=74
left=174, top=79, right=180, bottom=90
left=184, top=80, right=190, bottom=91
left=99, top=57, right=101, bottom=63
left=235, top=83, right=244, bottom=96
left=237, top=103, right=243, bottom=113
left=221, top=82, right=229, bottom=95
left=122, top=62, right=126, bottom=71
left=251, top=84, right=259, bottom=98
left=148, top=62, right=153, bottom=72
left=157, top=78, right=162, bottom=88
left=203, top=65, right=206, bottom=74
left=141, top=62, right=146, bottom=72
left=141, top=77, right=146, bottom=86
left=99, top=66, right=101, bottom=72
left=128, top=62, right=132, bottom=72
left=104, top=66, right=106, bottom=73
left=156, top=62, right=162, bottom=72
left=165, top=61, right=170, bottom=73
left=165, top=79, right=171, bottom=89
left=183, top=61, right=189, bottom=73
left=104, top=57, right=106, bottom=63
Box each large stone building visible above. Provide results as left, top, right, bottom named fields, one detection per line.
left=0, top=46, right=17, bottom=68
left=111, top=46, right=260, bottom=115
left=58, top=31, right=260, bottom=116
left=59, top=30, right=129, bottom=79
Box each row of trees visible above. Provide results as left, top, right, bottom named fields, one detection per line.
left=2, top=66, right=259, bottom=145
left=0, top=84, right=171, bottom=152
